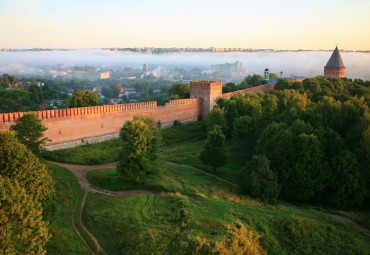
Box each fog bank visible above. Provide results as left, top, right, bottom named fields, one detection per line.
left=0, top=50, right=369, bottom=80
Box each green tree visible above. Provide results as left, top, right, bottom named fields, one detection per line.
left=241, top=155, right=280, bottom=202
left=0, top=176, right=50, bottom=255
left=328, top=150, right=367, bottom=207
left=239, top=74, right=267, bottom=88
left=269, top=73, right=279, bottom=79
left=200, top=125, right=227, bottom=171
left=69, top=90, right=100, bottom=108
left=274, top=79, right=292, bottom=90
left=10, top=113, right=49, bottom=155
left=208, top=107, right=227, bottom=134
left=232, top=116, right=256, bottom=156
left=222, top=82, right=238, bottom=93
left=102, top=85, right=120, bottom=99
left=117, top=115, right=161, bottom=183
left=0, top=131, right=54, bottom=201
left=287, top=134, right=323, bottom=202
left=28, top=85, right=44, bottom=105
left=0, top=89, right=32, bottom=113
left=169, top=83, right=190, bottom=99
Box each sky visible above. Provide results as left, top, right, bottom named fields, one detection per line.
left=0, top=0, right=369, bottom=50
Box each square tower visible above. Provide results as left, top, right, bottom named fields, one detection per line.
left=190, top=80, right=223, bottom=117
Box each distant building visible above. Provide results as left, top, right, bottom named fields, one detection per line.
left=324, top=46, right=345, bottom=78
left=211, top=61, right=245, bottom=77
left=67, top=71, right=110, bottom=81
left=99, top=71, right=111, bottom=79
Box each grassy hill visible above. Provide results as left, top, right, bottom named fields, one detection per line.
left=44, top=122, right=370, bottom=254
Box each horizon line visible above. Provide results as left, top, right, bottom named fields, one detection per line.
left=1, top=47, right=370, bottom=52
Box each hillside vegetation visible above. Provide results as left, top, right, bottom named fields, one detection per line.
left=43, top=77, right=370, bottom=254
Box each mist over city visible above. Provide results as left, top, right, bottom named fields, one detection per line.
left=1, top=49, right=370, bottom=80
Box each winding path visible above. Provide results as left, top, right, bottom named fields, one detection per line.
left=48, top=160, right=370, bottom=255
left=47, top=161, right=154, bottom=255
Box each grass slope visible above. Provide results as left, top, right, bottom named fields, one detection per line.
left=42, top=139, right=122, bottom=165
left=42, top=121, right=205, bottom=165
left=83, top=164, right=370, bottom=255
left=43, top=163, right=91, bottom=255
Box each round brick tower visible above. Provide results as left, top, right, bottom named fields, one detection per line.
left=324, top=46, right=345, bottom=78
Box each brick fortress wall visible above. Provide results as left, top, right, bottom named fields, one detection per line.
left=222, top=78, right=306, bottom=99
left=0, top=98, right=200, bottom=149
left=0, top=78, right=305, bottom=149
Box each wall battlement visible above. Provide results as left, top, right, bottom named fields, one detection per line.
left=0, top=99, right=200, bottom=125
left=0, top=101, right=157, bottom=123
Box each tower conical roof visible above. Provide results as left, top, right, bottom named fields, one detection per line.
left=325, top=46, right=345, bottom=68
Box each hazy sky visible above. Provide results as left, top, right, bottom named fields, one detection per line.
left=0, top=0, right=369, bottom=49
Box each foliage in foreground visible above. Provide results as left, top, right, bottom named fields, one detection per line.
left=0, top=176, right=50, bottom=255
left=0, top=131, right=54, bottom=201
left=0, top=131, right=54, bottom=254
left=175, top=221, right=266, bottom=255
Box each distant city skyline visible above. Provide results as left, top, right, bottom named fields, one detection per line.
left=0, top=0, right=369, bottom=50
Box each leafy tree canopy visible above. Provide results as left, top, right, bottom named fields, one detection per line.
left=10, top=113, right=49, bottom=154
left=117, top=115, right=161, bottom=183
left=69, top=90, right=101, bottom=108
left=0, top=176, right=50, bottom=255
left=0, top=130, right=54, bottom=201
left=169, top=83, right=190, bottom=99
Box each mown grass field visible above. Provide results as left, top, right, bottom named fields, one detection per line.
left=43, top=163, right=91, bottom=255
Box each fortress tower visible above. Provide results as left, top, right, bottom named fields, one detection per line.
left=324, top=46, right=345, bottom=78
left=190, top=80, right=222, bottom=118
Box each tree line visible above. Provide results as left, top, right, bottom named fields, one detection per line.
left=203, top=77, right=369, bottom=207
